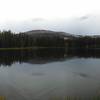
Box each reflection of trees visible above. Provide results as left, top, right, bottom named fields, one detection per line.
left=0, top=48, right=66, bottom=66
left=1, top=48, right=100, bottom=66
left=65, top=48, right=100, bottom=58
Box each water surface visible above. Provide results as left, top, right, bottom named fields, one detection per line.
left=0, top=48, right=100, bottom=100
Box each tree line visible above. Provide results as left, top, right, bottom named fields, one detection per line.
left=0, top=30, right=100, bottom=48
left=66, top=36, right=100, bottom=49
left=0, top=30, right=65, bottom=48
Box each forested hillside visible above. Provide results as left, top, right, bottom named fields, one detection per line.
left=0, top=30, right=100, bottom=48
left=0, top=30, right=66, bottom=48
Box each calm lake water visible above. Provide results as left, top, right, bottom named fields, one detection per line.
left=0, top=48, right=100, bottom=100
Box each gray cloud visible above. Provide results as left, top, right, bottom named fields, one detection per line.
left=31, top=18, right=45, bottom=22
left=79, top=15, right=89, bottom=20
left=0, top=15, right=100, bottom=35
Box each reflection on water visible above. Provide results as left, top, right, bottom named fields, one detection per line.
left=73, top=72, right=89, bottom=78
left=0, top=48, right=100, bottom=100
left=1, top=48, right=100, bottom=66
left=0, top=48, right=65, bottom=66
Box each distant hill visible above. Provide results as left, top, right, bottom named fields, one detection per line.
left=23, top=30, right=75, bottom=38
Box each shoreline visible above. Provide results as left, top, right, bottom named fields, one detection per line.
left=0, top=47, right=65, bottom=50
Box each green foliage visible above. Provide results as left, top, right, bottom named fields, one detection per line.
left=0, top=30, right=65, bottom=48
left=65, top=36, right=100, bottom=49
left=0, top=30, right=100, bottom=49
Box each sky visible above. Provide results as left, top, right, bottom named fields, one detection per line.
left=0, top=0, right=100, bottom=35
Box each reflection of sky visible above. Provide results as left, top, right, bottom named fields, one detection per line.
left=0, top=58, right=100, bottom=99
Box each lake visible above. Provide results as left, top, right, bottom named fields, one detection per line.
left=0, top=48, right=100, bottom=100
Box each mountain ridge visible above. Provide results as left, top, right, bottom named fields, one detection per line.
left=23, top=29, right=75, bottom=38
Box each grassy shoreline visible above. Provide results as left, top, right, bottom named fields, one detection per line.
left=0, top=47, right=65, bottom=50
left=0, top=47, right=35, bottom=50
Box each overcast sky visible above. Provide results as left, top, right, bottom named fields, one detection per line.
left=0, top=0, right=100, bottom=35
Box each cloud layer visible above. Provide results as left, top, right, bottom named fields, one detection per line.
left=0, top=15, right=100, bottom=35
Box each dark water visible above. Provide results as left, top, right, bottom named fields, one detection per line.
left=0, top=48, right=100, bottom=100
